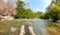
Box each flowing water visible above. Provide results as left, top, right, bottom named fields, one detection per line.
left=26, top=19, right=48, bottom=35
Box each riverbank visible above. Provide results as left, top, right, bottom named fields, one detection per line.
left=46, top=22, right=60, bottom=35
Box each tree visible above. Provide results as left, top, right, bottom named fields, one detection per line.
left=15, top=0, right=35, bottom=19
left=35, top=11, right=44, bottom=18
left=45, top=0, right=60, bottom=22
left=46, top=4, right=60, bottom=22
left=14, top=0, right=25, bottom=18
left=25, top=8, right=35, bottom=19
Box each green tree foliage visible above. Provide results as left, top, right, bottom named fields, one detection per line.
left=40, top=13, right=50, bottom=19
left=25, top=8, right=35, bottom=19
left=14, top=0, right=25, bottom=18
left=46, top=4, right=60, bottom=22
left=40, top=0, right=60, bottom=22
left=14, top=0, right=36, bottom=19
left=35, top=11, right=44, bottom=18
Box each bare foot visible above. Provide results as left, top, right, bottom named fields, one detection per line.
left=29, top=26, right=36, bottom=35
left=19, top=25, right=25, bottom=35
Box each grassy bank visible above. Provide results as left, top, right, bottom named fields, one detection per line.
left=46, top=22, right=60, bottom=35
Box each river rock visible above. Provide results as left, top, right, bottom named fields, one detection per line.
left=1, top=16, right=14, bottom=21
left=11, top=27, right=17, bottom=32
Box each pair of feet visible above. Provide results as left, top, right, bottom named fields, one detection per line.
left=19, top=25, right=36, bottom=35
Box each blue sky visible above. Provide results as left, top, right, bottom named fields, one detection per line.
left=4, top=0, right=52, bottom=12
left=23, top=0, right=52, bottom=12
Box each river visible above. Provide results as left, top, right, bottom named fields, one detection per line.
left=16, top=19, right=49, bottom=35
left=25, top=19, right=49, bottom=35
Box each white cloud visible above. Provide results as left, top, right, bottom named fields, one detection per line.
left=35, top=8, right=40, bottom=12
left=34, top=8, right=46, bottom=13
left=44, top=0, right=52, bottom=8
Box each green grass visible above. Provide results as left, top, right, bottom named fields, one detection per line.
left=46, top=22, right=60, bottom=29
left=46, top=22, right=57, bottom=27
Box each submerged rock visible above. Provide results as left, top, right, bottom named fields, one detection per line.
left=11, top=27, right=17, bottom=32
